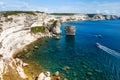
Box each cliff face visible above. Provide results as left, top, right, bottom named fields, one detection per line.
left=0, top=12, right=53, bottom=58
left=0, top=11, right=119, bottom=80
left=0, top=12, right=53, bottom=80
left=51, top=20, right=61, bottom=34
left=87, top=14, right=119, bottom=20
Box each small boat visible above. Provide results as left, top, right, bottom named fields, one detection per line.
left=96, top=43, right=100, bottom=47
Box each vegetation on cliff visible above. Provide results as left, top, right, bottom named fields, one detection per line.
left=30, top=26, right=46, bottom=33
left=2, top=11, right=36, bottom=17
left=52, top=20, right=58, bottom=27
left=50, top=13, right=75, bottom=15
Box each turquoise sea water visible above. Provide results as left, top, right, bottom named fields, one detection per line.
left=29, top=20, right=120, bottom=80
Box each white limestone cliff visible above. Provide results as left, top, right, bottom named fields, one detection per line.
left=0, top=11, right=119, bottom=80
left=0, top=12, right=52, bottom=80
left=51, top=20, right=61, bottom=34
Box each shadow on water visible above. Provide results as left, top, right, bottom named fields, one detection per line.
left=65, top=35, right=76, bottom=56
left=65, top=35, right=75, bottom=43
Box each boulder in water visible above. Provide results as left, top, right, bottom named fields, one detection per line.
left=54, top=71, right=60, bottom=77
left=62, top=66, right=70, bottom=71
left=95, top=69, right=102, bottom=73
left=86, top=72, right=93, bottom=76
left=65, top=26, right=76, bottom=35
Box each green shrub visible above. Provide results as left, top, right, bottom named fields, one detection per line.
left=5, top=18, right=13, bottom=22
left=48, top=19, right=55, bottom=23
left=31, top=26, right=46, bottom=33
left=52, top=20, right=57, bottom=27
left=50, top=13, right=75, bottom=15
left=3, top=11, right=36, bottom=17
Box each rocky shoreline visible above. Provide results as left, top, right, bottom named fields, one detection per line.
left=14, top=38, right=67, bottom=80
left=0, top=11, right=119, bottom=80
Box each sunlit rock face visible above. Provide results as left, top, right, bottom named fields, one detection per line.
left=105, top=15, right=119, bottom=20
left=38, top=72, right=51, bottom=80
left=87, top=14, right=119, bottom=20
left=51, top=20, right=61, bottom=34
left=92, top=14, right=106, bottom=20
left=0, top=14, right=37, bottom=58
left=0, top=12, right=52, bottom=80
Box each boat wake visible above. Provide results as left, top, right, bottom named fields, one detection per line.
left=96, top=43, right=120, bottom=58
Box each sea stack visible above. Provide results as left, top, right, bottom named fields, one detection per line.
left=65, top=26, right=76, bottom=35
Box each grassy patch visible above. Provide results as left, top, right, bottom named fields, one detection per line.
left=50, top=13, right=75, bottom=16
left=48, top=19, right=55, bottom=23
left=31, top=26, right=46, bottom=33
left=3, top=11, right=36, bottom=17
left=52, top=20, right=57, bottom=27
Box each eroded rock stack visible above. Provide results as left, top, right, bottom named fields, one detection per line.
left=65, top=26, right=76, bottom=35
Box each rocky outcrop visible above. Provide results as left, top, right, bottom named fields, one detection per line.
left=0, top=58, right=28, bottom=80
left=65, top=26, right=76, bottom=35
left=38, top=71, right=51, bottom=80
left=51, top=20, right=61, bottom=34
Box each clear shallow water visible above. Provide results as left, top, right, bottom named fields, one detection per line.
left=26, top=20, right=120, bottom=80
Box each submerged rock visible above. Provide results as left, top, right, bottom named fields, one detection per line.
left=65, top=26, right=76, bottom=35
left=62, top=66, right=70, bottom=71
left=82, top=65, right=87, bottom=69
left=86, top=72, right=93, bottom=76
left=34, top=46, right=39, bottom=49
left=54, top=35, right=61, bottom=40
left=55, top=71, right=60, bottom=77
left=72, top=72, right=77, bottom=77
left=94, top=69, right=102, bottom=73
left=52, top=71, right=63, bottom=80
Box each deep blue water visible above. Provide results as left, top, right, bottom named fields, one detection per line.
left=28, top=20, right=120, bottom=80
